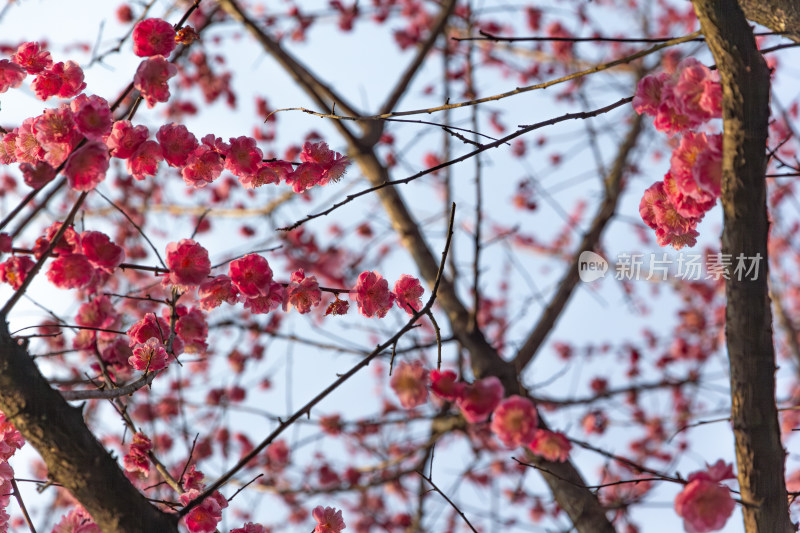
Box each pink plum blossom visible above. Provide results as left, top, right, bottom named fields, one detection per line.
left=430, top=369, right=459, bottom=401
left=229, top=254, right=274, bottom=298
left=134, top=56, right=177, bottom=108
left=70, top=94, right=112, bottom=141
left=0, top=60, right=25, bottom=93
left=20, top=161, right=56, bottom=189
left=312, top=506, right=346, bottom=533
left=0, top=255, right=35, bottom=290
left=353, top=270, right=394, bottom=318
left=393, top=274, right=424, bottom=315
left=180, top=489, right=228, bottom=533
left=674, top=461, right=735, bottom=533
left=129, top=337, right=169, bottom=372
left=81, top=231, right=125, bottom=273
left=165, top=239, right=211, bottom=289
left=46, top=254, right=96, bottom=289
left=123, top=432, right=152, bottom=476
left=390, top=361, right=429, bottom=409
left=182, top=145, right=224, bottom=188
left=64, top=141, right=110, bottom=191
left=11, top=42, right=52, bottom=74
left=283, top=269, right=322, bottom=314
left=107, top=120, right=149, bottom=159
left=243, top=282, right=285, bottom=315
left=490, top=395, right=538, bottom=448
left=529, top=429, right=571, bottom=462
left=226, top=136, right=263, bottom=179
left=127, top=139, right=163, bottom=180
left=133, top=18, right=177, bottom=57
left=456, top=376, right=504, bottom=423
left=198, top=275, right=239, bottom=310
left=157, top=123, right=198, bottom=167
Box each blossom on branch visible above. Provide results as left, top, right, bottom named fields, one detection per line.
left=393, top=274, right=423, bottom=315
left=529, top=429, right=571, bottom=463
left=129, top=337, right=169, bottom=372
left=165, top=239, right=211, bottom=289
left=106, top=120, right=149, bottom=159
left=283, top=269, right=321, bottom=314
left=0, top=60, right=25, bottom=93
left=490, top=395, right=538, bottom=448
left=127, top=139, right=163, bottom=180
left=157, top=123, right=198, bottom=167
left=390, top=361, right=429, bottom=409
left=20, top=161, right=56, bottom=189
left=70, top=94, right=112, bottom=141
left=455, top=376, right=504, bottom=423
left=134, top=56, right=177, bottom=108
left=243, top=282, right=285, bottom=315
left=11, top=42, right=52, bottom=74
left=229, top=254, right=274, bottom=298
left=37, top=61, right=86, bottom=100
left=634, top=58, right=721, bottom=136
left=312, top=506, right=346, bottom=533
left=226, top=136, right=263, bottom=180
left=674, top=461, right=735, bottom=533
left=122, top=432, right=152, bottom=476
left=81, top=231, right=125, bottom=273
left=197, top=275, right=239, bottom=310
left=353, top=270, right=394, bottom=318
left=46, top=254, right=96, bottom=289
left=179, top=489, right=228, bottom=533
left=52, top=506, right=100, bottom=533
left=429, top=369, right=459, bottom=401
left=324, top=297, right=349, bottom=316
left=133, top=18, right=177, bottom=58
left=64, top=141, right=110, bottom=191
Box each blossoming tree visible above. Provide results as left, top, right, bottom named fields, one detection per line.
left=0, top=0, right=799, bottom=532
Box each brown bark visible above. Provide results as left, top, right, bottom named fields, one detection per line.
left=0, top=317, right=179, bottom=533
left=740, top=0, right=800, bottom=41
left=691, top=1, right=794, bottom=532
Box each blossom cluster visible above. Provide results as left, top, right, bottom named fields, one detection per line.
left=165, top=242, right=424, bottom=320
left=41, top=224, right=126, bottom=290
left=634, top=58, right=723, bottom=249
left=390, top=364, right=571, bottom=461
left=0, top=32, right=350, bottom=198
left=52, top=506, right=101, bottom=533
left=353, top=271, right=424, bottom=318
left=122, top=432, right=153, bottom=476
left=0, top=411, right=24, bottom=533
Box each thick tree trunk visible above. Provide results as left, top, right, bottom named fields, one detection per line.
left=691, top=1, right=793, bottom=532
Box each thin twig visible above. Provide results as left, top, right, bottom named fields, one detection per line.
left=10, top=479, right=37, bottom=533
left=416, top=470, right=479, bottom=533
left=280, top=97, right=633, bottom=231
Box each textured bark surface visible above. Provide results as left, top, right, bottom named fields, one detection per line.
left=692, top=1, right=793, bottom=532
left=0, top=317, right=179, bottom=533
left=740, top=0, right=800, bottom=41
